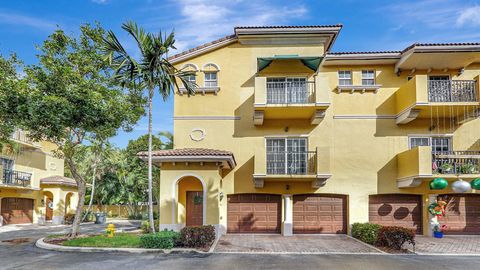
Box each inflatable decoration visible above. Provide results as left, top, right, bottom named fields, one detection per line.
left=451, top=179, right=472, bottom=193
left=428, top=200, right=447, bottom=218
left=429, top=178, right=448, bottom=190
left=471, top=178, right=480, bottom=190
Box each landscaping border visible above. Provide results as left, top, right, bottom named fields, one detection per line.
left=36, top=237, right=214, bottom=254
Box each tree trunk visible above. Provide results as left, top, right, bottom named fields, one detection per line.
left=82, top=162, right=97, bottom=222
left=67, top=157, right=87, bottom=238
left=147, top=88, right=155, bottom=233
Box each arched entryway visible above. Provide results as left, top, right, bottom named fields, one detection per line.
left=65, top=192, right=74, bottom=216
left=173, top=175, right=206, bottom=227
left=43, top=191, right=54, bottom=221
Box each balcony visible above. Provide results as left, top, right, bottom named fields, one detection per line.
left=0, top=169, right=32, bottom=188
left=253, top=147, right=332, bottom=188
left=10, top=130, right=41, bottom=148
left=396, top=146, right=480, bottom=188
left=254, top=76, right=329, bottom=125
left=395, top=75, right=480, bottom=124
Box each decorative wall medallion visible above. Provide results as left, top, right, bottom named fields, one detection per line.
left=49, top=162, right=57, bottom=171
left=190, top=128, right=206, bottom=141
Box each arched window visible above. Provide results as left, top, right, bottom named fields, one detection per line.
left=180, top=63, right=198, bottom=84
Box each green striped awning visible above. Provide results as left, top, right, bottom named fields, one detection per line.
left=257, top=55, right=323, bottom=72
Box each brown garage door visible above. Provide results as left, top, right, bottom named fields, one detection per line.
left=293, top=194, right=347, bottom=234
left=439, top=194, right=480, bottom=235
left=1, top=198, right=34, bottom=225
left=227, top=194, right=281, bottom=233
left=369, top=194, right=422, bottom=234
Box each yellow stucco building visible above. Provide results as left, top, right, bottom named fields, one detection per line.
left=141, top=25, right=480, bottom=237
left=0, top=130, right=78, bottom=226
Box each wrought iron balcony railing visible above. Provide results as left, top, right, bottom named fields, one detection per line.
left=1, top=169, right=32, bottom=187
left=432, top=151, right=480, bottom=174
left=428, top=80, right=477, bottom=102
left=266, top=151, right=317, bottom=175
left=266, top=81, right=315, bottom=104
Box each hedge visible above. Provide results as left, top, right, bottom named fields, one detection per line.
left=179, top=225, right=216, bottom=248
left=351, top=222, right=382, bottom=245
left=377, top=226, right=415, bottom=250
left=139, top=230, right=180, bottom=249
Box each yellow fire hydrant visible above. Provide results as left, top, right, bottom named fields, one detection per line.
left=106, top=223, right=116, bottom=238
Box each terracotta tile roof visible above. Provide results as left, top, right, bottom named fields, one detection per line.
left=234, top=24, right=343, bottom=29
left=168, top=34, right=237, bottom=61
left=138, top=148, right=234, bottom=157
left=402, top=42, right=480, bottom=53
left=40, top=175, right=77, bottom=187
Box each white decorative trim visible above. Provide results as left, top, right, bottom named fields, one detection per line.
left=171, top=173, right=207, bottom=226
left=178, top=87, right=220, bottom=96
left=180, top=63, right=199, bottom=71
left=396, top=109, right=421, bottom=124
left=174, top=116, right=241, bottom=120
left=189, top=128, right=206, bottom=142
left=333, top=115, right=396, bottom=119
left=337, top=85, right=382, bottom=94
left=201, top=63, right=220, bottom=71
left=169, top=38, right=237, bottom=64
left=151, top=155, right=236, bottom=169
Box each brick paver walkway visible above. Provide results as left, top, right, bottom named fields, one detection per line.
left=411, top=235, right=480, bottom=254
left=214, top=234, right=382, bottom=254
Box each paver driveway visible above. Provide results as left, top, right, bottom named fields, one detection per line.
left=411, top=235, right=480, bottom=255
left=214, top=234, right=382, bottom=254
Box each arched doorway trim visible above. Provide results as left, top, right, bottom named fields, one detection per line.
left=171, top=173, right=207, bottom=226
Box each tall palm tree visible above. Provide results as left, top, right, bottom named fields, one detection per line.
left=159, top=131, right=173, bottom=150
left=101, top=22, right=195, bottom=232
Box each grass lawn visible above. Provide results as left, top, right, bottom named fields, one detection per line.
left=62, top=233, right=141, bottom=248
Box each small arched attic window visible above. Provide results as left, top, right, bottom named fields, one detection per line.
left=202, top=63, right=220, bottom=87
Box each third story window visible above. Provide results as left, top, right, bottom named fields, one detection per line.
left=338, top=71, right=352, bottom=86
left=204, top=72, right=218, bottom=87
left=362, top=70, right=375, bottom=85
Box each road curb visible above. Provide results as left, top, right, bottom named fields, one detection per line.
left=35, top=237, right=210, bottom=254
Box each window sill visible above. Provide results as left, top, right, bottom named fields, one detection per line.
left=337, top=84, right=382, bottom=93
left=178, top=87, right=220, bottom=95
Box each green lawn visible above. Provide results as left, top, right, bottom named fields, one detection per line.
left=62, top=233, right=141, bottom=248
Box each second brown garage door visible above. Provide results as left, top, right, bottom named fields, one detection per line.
left=227, top=194, right=281, bottom=233
left=440, top=194, right=480, bottom=235
left=1, top=198, right=34, bottom=225
left=293, top=194, right=347, bottom=234
left=369, top=194, right=422, bottom=234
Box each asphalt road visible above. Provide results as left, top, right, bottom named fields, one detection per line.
left=1, top=222, right=479, bottom=270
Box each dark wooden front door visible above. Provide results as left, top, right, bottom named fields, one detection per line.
left=369, top=194, right=423, bottom=234
left=186, top=191, right=203, bottom=226
left=45, top=197, right=53, bottom=221
left=293, top=194, right=347, bottom=234
left=227, top=194, right=281, bottom=233
left=1, top=198, right=34, bottom=225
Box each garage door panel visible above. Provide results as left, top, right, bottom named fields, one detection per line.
left=293, top=194, right=347, bottom=234
left=369, top=194, right=422, bottom=234
left=227, top=194, right=281, bottom=233
left=440, top=194, right=480, bottom=235
left=1, top=198, right=34, bottom=225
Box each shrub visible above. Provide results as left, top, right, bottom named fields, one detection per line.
left=141, top=219, right=159, bottom=233
left=128, top=213, right=143, bottom=220
left=64, top=213, right=75, bottom=225
left=179, top=225, right=216, bottom=248
left=377, top=226, right=415, bottom=250
left=139, top=230, right=180, bottom=249
left=351, top=222, right=382, bottom=245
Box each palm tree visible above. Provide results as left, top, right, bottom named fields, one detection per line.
left=101, top=22, right=195, bottom=232
left=159, top=131, right=173, bottom=150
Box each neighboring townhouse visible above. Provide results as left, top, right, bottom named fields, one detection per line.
left=139, top=25, right=480, bottom=236
left=0, top=130, right=78, bottom=225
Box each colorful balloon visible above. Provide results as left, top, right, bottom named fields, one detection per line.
left=451, top=179, right=472, bottom=193
left=429, top=178, right=448, bottom=190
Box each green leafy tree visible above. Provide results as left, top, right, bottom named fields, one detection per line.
left=102, top=21, right=194, bottom=232
left=0, top=24, right=144, bottom=237
left=159, top=131, right=173, bottom=149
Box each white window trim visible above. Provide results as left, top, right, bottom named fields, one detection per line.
left=361, top=70, right=376, bottom=85
left=408, top=135, right=453, bottom=150
left=204, top=71, right=218, bottom=88
left=338, top=70, right=352, bottom=86
left=265, top=137, right=309, bottom=175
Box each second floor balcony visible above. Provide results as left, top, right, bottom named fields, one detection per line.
left=396, top=146, right=480, bottom=188
left=395, top=75, right=480, bottom=124
left=254, top=76, right=329, bottom=125
left=0, top=169, right=32, bottom=188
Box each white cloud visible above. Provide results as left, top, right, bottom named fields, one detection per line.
left=0, top=11, right=57, bottom=31
left=143, top=0, right=308, bottom=53
left=456, top=6, right=480, bottom=26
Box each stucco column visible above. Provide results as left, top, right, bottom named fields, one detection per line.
left=282, top=194, right=293, bottom=236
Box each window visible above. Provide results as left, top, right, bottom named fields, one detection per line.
left=362, top=70, right=375, bottom=85
left=266, top=138, right=308, bottom=174
left=429, top=75, right=449, bottom=81
left=1, top=158, right=13, bottom=171
left=204, top=72, right=217, bottom=87
left=338, top=71, right=352, bottom=86
left=185, top=73, right=196, bottom=84
left=266, top=77, right=308, bottom=104
left=409, top=136, right=451, bottom=153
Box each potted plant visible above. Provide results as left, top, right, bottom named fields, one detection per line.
left=440, top=163, right=454, bottom=174
left=460, top=163, right=478, bottom=174
left=433, top=224, right=447, bottom=238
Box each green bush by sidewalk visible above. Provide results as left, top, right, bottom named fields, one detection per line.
left=351, top=222, right=382, bottom=245
left=139, top=230, right=180, bottom=249
left=179, top=225, right=216, bottom=248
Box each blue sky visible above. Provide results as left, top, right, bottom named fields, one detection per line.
left=1, top=0, right=480, bottom=148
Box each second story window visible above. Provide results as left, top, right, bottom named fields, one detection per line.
left=185, top=73, right=196, bottom=84
left=362, top=70, right=375, bottom=85
left=204, top=72, right=218, bottom=87
left=266, top=137, right=311, bottom=175
left=409, top=136, right=451, bottom=153
left=338, top=71, right=352, bottom=86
